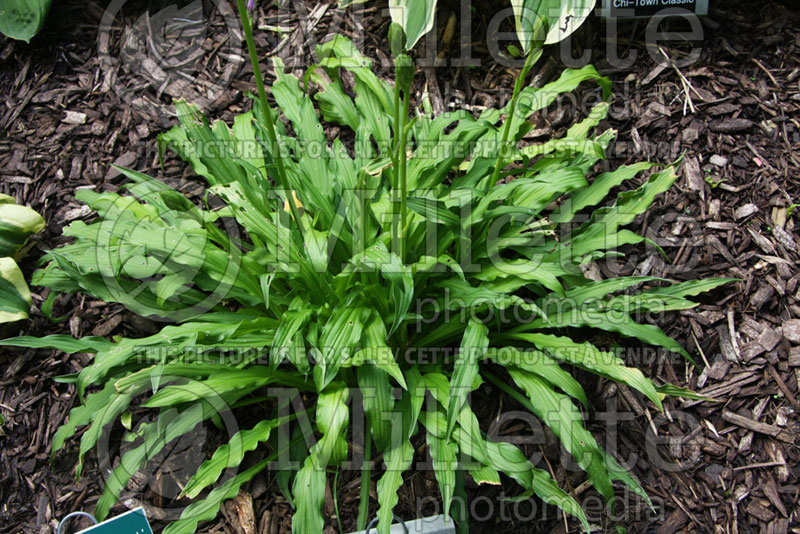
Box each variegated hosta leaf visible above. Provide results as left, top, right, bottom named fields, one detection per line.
left=0, top=198, right=43, bottom=323
left=0, top=199, right=45, bottom=257
left=510, top=0, right=597, bottom=53
left=388, top=0, right=438, bottom=50
left=0, top=257, right=32, bottom=323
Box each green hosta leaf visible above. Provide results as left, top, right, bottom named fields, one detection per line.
left=97, top=377, right=263, bottom=518
left=113, top=363, right=231, bottom=394
left=557, top=276, right=663, bottom=309
left=271, top=300, right=313, bottom=371
left=291, top=457, right=326, bottom=534
left=0, top=334, right=112, bottom=354
left=76, top=389, right=138, bottom=479
left=273, top=58, right=326, bottom=145
left=508, top=369, right=651, bottom=508
left=550, top=162, right=657, bottom=224
left=312, top=382, right=351, bottom=466
left=181, top=418, right=283, bottom=499
left=479, top=65, right=610, bottom=139
left=447, top=319, right=489, bottom=439
left=485, top=347, right=588, bottom=407
left=436, top=278, right=548, bottom=319
left=314, top=306, right=370, bottom=390
left=78, top=365, right=230, bottom=479
left=347, top=311, right=407, bottom=388
left=604, top=293, right=699, bottom=314
left=473, top=259, right=566, bottom=296
left=275, top=424, right=312, bottom=508
left=144, top=367, right=283, bottom=408
left=566, top=166, right=678, bottom=257
left=315, top=36, right=393, bottom=119
left=312, top=74, right=360, bottom=130
left=388, top=0, right=438, bottom=50
left=524, top=308, right=691, bottom=359
left=0, top=0, right=52, bottom=42
left=517, top=103, right=610, bottom=162
left=475, top=166, right=587, bottom=223
left=375, top=368, right=423, bottom=534
left=0, top=257, right=31, bottom=323
left=508, top=332, right=662, bottom=410
left=292, top=382, right=350, bottom=534
left=51, top=381, right=116, bottom=460
left=77, top=321, right=244, bottom=396
left=509, top=370, right=605, bottom=503
left=376, top=432, right=414, bottom=534
left=348, top=243, right=413, bottom=337
left=357, top=364, right=395, bottom=451
left=426, top=423, right=458, bottom=517
left=643, top=278, right=737, bottom=299
left=95, top=404, right=207, bottom=520
left=155, top=272, right=190, bottom=307
left=406, top=196, right=460, bottom=229
left=31, top=261, right=81, bottom=294
left=232, top=111, right=267, bottom=178
left=163, top=458, right=269, bottom=534
left=424, top=406, right=590, bottom=532
left=162, top=100, right=250, bottom=187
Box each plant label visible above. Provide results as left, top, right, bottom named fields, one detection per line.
left=76, top=508, right=152, bottom=534
left=600, top=0, right=709, bottom=18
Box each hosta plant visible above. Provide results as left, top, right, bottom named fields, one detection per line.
left=0, top=194, right=44, bottom=324
left=1, top=3, right=730, bottom=534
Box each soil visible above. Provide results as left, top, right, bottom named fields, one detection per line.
left=1, top=0, right=798, bottom=533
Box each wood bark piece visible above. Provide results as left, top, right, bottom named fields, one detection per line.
left=721, top=410, right=795, bottom=444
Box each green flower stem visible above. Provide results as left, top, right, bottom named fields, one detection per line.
left=399, top=89, right=410, bottom=261
left=235, top=0, right=304, bottom=234
left=486, top=49, right=542, bottom=192
left=391, top=75, right=403, bottom=259
left=356, top=431, right=372, bottom=530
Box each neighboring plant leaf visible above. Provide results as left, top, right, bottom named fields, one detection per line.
left=0, top=0, right=52, bottom=43
left=388, top=0, right=438, bottom=50
left=0, top=257, right=32, bottom=323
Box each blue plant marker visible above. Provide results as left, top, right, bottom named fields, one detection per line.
left=75, top=508, right=152, bottom=534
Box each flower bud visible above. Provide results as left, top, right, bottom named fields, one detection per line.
left=395, top=53, right=414, bottom=95
left=388, top=23, right=406, bottom=56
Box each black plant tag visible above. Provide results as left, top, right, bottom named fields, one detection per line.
left=600, top=0, right=709, bottom=18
